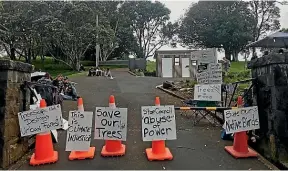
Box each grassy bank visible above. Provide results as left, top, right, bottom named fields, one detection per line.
left=18, top=57, right=128, bottom=77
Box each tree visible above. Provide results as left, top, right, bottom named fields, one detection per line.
left=0, top=1, right=51, bottom=62
left=121, top=1, right=176, bottom=59
left=0, top=1, right=24, bottom=60
left=75, top=1, right=137, bottom=61
left=35, top=2, right=96, bottom=70
left=249, top=0, right=280, bottom=53
left=178, top=1, right=255, bottom=61
left=282, top=28, right=288, bottom=32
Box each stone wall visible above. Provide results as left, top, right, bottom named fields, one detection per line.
left=128, top=58, right=147, bottom=70
left=99, top=60, right=129, bottom=66
left=0, top=60, right=33, bottom=169
left=248, top=52, right=288, bottom=165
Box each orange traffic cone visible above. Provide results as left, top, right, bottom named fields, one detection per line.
left=145, top=97, right=173, bottom=161
left=237, top=96, right=244, bottom=108
left=101, top=95, right=126, bottom=157
left=69, top=98, right=95, bottom=160
left=30, top=99, right=58, bottom=166
left=224, top=96, right=258, bottom=158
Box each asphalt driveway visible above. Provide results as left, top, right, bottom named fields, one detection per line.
left=18, top=69, right=270, bottom=170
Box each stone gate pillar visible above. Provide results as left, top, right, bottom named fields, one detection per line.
left=0, top=60, right=33, bottom=169
left=248, top=53, right=288, bottom=165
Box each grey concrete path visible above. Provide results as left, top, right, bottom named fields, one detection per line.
left=18, top=69, right=269, bottom=170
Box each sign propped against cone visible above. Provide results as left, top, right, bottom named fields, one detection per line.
left=95, top=95, right=128, bottom=157
left=224, top=96, right=258, bottom=158
left=67, top=98, right=95, bottom=160
left=29, top=99, right=59, bottom=166
left=141, top=97, right=176, bottom=161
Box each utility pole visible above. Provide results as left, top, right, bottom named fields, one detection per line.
left=95, top=14, right=100, bottom=68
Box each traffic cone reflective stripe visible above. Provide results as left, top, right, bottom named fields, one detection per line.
left=101, top=95, right=126, bottom=157
left=69, top=98, right=95, bottom=160
left=224, top=96, right=258, bottom=158
left=30, top=99, right=58, bottom=166
left=145, top=97, right=173, bottom=161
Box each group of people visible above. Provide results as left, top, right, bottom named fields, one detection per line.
left=88, top=67, right=112, bottom=78
left=40, top=73, right=79, bottom=101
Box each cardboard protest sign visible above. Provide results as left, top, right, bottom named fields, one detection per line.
left=209, top=63, right=222, bottom=84
left=198, top=50, right=217, bottom=64
left=66, top=111, right=93, bottom=151
left=18, top=104, right=63, bottom=137
left=196, top=63, right=222, bottom=84
left=141, top=105, right=177, bottom=141
left=29, top=95, right=59, bottom=142
left=194, top=84, right=222, bottom=101
left=196, top=71, right=209, bottom=84
left=224, top=106, right=260, bottom=134
left=94, top=107, right=127, bottom=141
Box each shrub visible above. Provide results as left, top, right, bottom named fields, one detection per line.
left=144, top=70, right=156, bottom=76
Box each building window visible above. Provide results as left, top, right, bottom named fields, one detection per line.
left=175, top=57, right=179, bottom=66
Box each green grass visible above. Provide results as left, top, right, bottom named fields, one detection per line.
left=18, top=57, right=84, bottom=78
left=17, top=57, right=130, bottom=78
left=229, top=61, right=247, bottom=72
left=224, top=61, right=251, bottom=101
left=146, top=61, right=156, bottom=72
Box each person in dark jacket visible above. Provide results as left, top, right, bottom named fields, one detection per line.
left=62, top=77, right=79, bottom=101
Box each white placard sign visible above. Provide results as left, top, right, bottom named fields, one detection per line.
left=66, top=111, right=93, bottom=151
left=194, top=84, right=221, bottom=101
left=196, top=71, right=209, bottom=84
left=141, top=105, right=177, bottom=141
left=94, top=107, right=127, bottom=141
left=209, top=63, right=222, bottom=84
left=191, top=51, right=200, bottom=61
left=198, top=50, right=217, bottom=64
left=224, top=106, right=260, bottom=134
left=196, top=63, right=222, bottom=84
left=18, top=104, right=63, bottom=137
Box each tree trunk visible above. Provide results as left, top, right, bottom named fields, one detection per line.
left=32, top=50, right=36, bottom=60
left=232, top=51, right=238, bottom=62
left=41, top=46, right=45, bottom=62
left=10, top=46, right=16, bottom=60
left=224, top=49, right=231, bottom=61
left=72, top=57, right=80, bottom=71
left=252, top=47, right=256, bottom=54
left=27, top=48, right=32, bottom=64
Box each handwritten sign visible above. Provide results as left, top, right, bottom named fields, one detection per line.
left=224, top=106, right=260, bottom=134
left=209, top=63, right=222, bottom=84
left=196, top=63, right=222, bottom=84
left=141, top=105, right=177, bottom=141
left=18, top=104, right=63, bottom=137
left=196, top=71, right=209, bottom=84
left=94, top=107, right=127, bottom=141
left=66, top=111, right=93, bottom=151
left=194, top=84, right=221, bottom=101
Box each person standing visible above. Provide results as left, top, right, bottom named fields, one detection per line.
left=223, top=57, right=230, bottom=73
